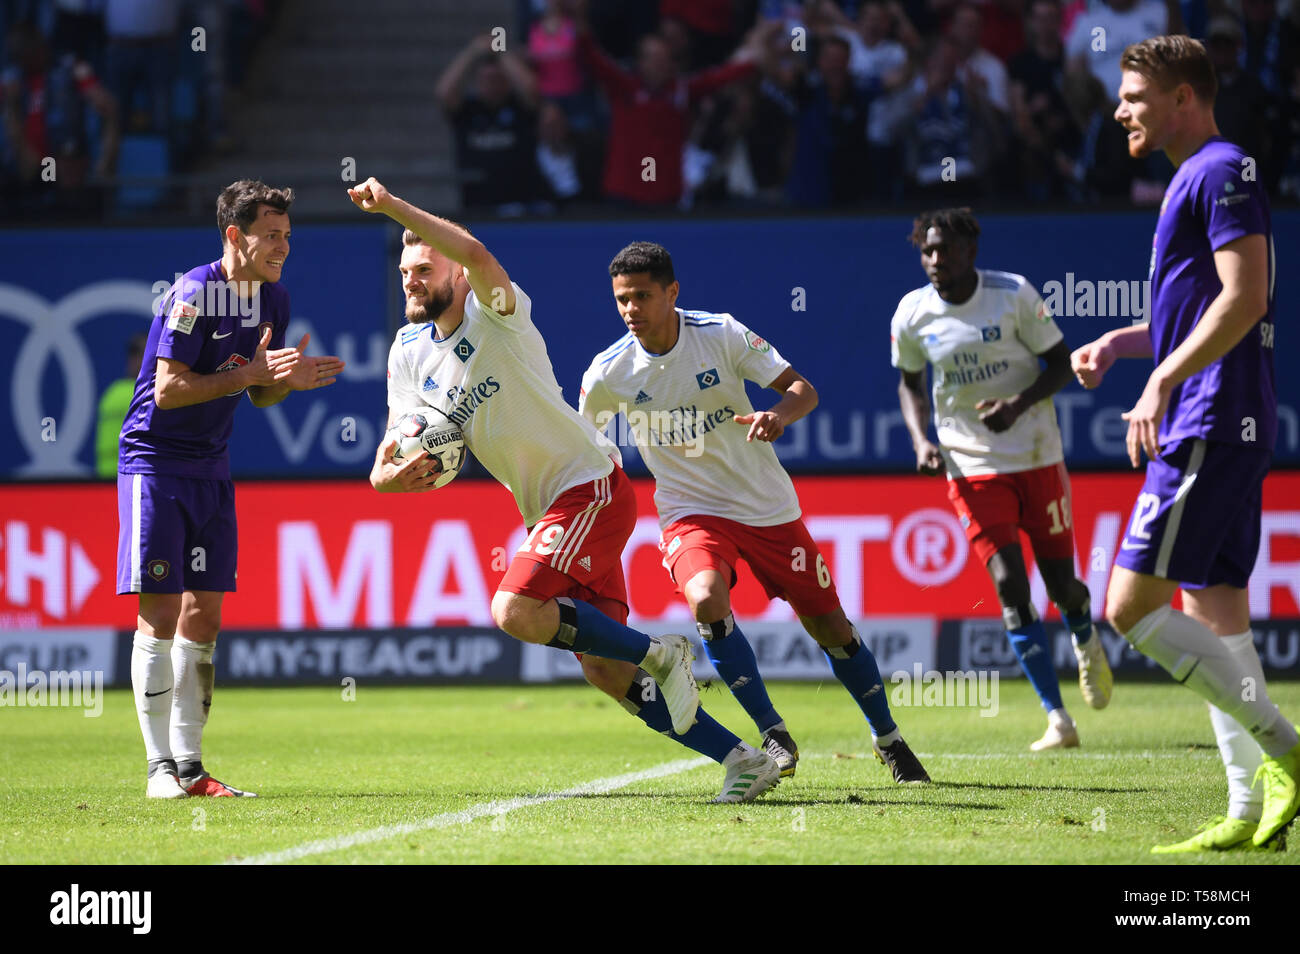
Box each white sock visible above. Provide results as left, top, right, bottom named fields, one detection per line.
left=1126, top=606, right=1296, bottom=757
left=131, top=631, right=173, bottom=763
left=171, top=635, right=216, bottom=766
left=723, top=743, right=759, bottom=767
left=1047, top=707, right=1074, bottom=728
left=875, top=727, right=902, bottom=747
left=1211, top=631, right=1286, bottom=823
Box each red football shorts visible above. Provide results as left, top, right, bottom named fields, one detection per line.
left=498, top=465, right=632, bottom=625
left=946, top=461, right=1078, bottom=566
left=658, top=514, right=841, bottom=618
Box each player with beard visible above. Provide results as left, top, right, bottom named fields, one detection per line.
left=353, top=178, right=782, bottom=802
left=1073, top=36, right=1299, bottom=850
left=119, top=180, right=344, bottom=798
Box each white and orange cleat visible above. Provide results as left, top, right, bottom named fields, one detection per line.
left=179, top=762, right=258, bottom=797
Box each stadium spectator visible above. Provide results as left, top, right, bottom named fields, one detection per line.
left=97, top=331, right=147, bottom=479
left=949, top=4, right=1010, bottom=115
left=903, top=35, right=1005, bottom=198
left=1058, top=65, right=1138, bottom=200
left=437, top=35, right=547, bottom=213
left=659, top=0, right=738, bottom=69
left=1240, top=0, right=1297, bottom=98
left=975, top=0, right=1026, bottom=62
left=1009, top=0, right=1081, bottom=198
left=785, top=33, right=875, bottom=207
left=527, top=0, right=598, bottom=130
left=739, top=34, right=802, bottom=203
left=1, top=20, right=119, bottom=210
left=841, top=0, right=915, bottom=82
left=1064, top=0, right=1173, bottom=102
left=577, top=17, right=775, bottom=207
left=103, top=0, right=179, bottom=133
left=584, top=0, right=659, bottom=61
left=535, top=98, right=601, bottom=206
left=1206, top=16, right=1277, bottom=193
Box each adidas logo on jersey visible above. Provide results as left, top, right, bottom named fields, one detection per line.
left=577, top=555, right=592, bottom=571
left=422, top=376, right=437, bottom=393
left=634, top=390, right=653, bottom=405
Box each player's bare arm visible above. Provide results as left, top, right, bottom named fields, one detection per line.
left=734, top=366, right=817, bottom=442
left=898, top=368, right=944, bottom=475
left=1121, top=233, right=1269, bottom=466
left=1070, top=324, right=1154, bottom=389
left=347, top=176, right=516, bottom=316
left=369, top=405, right=441, bottom=493
left=977, top=340, right=1072, bottom=434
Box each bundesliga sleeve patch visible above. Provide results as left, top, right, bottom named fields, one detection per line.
left=167, top=300, right=199, bottom=334
left=744, top=330, right=771, bottom=353
left=1036, top=300, right=1052, bottom=323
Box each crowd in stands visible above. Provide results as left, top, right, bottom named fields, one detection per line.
left=0, top=0, right=279, bottom=220
left=443, top=0, right=1300, bottom=213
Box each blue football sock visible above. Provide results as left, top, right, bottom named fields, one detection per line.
left=625, top=669, right=740, bottom=763
left=1061, top=599, right=1093, bottom=645
left=1007, top=617, right=1064, bottom=712
left=700, top=615, right=781, bottom=733
left=547, top=598, right=651, bottom=664
left=825, top=628, right=896, bottom=737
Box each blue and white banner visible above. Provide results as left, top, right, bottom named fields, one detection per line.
left=3, top=212, right=1296, bottom=478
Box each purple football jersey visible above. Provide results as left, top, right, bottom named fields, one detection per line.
left=1148, top=137, right=1276, bottom=449
left=118, top=262, right=290, bottom=479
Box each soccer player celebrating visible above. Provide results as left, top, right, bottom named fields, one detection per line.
left=580, top=241, right=931, bottom=785
left=891, top=208, right=1113, bottom=751
left=352, top=179, right=783, bottom=802
left=1072, top=36, right=1299, bottom=851
left=119, top=180, right=345, bottom=798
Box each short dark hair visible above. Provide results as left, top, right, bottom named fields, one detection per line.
left=1120, top=35, right=1217, bottom=104
left=609, top=241, right=676, bottom=286
left=401, top=221, right=473, bottom=248
left=216, top=179, right=293, bottom=245
left=909, top=207, right=981, bottom=247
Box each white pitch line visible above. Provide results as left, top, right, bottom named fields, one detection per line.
left=228, top=756, right=711, bottom=865
left=805, top=750, right=1220, bottom=761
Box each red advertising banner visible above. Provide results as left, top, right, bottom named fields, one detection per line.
left=3, top=473, right=1298, bottom=630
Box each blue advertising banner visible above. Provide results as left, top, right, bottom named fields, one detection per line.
left=475, top=210, right=1299, bottom=473
left=0, top=224, right=392, bottom=479
left=2, top=211, right=1295, bottom=478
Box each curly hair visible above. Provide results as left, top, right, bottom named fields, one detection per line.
left=609, top=241, right=676, bottom=286
left=909, top=208, right=981, bottom=247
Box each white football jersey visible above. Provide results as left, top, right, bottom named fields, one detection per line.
left=387, top=282, right=618, bottom=526
left=890, top=269, right=1065, bottom=477
left=580, top=308, right=801, bottom=530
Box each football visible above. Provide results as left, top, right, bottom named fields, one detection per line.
left=387, top=409, right=467, bottom=488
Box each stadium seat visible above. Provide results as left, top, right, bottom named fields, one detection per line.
left=114, top=134, right=170, bottom=213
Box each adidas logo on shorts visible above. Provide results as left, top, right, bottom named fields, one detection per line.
left=577, top=555, right=592, bottom=571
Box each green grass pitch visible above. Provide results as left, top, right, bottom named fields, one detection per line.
left=2, top=680, right=1297, bottom=864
